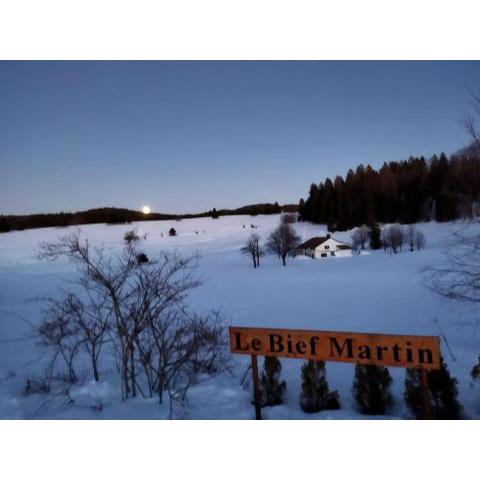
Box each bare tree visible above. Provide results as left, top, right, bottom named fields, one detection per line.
left=415, top=230, right=426, bottom=250
left=381, top=227, right=388, bottom=252
left=38, top=231, right=229, bottom=407
left=241, top=233, right=263, bottom=268
left=266, top=224, right=301, bottom=266
left=404, top=224, right=426, bottom=251
left=351, top=226, right=369, bottom=251
left=424, top=223, right=480, bottom=306
left=406, top=225, right=416, bottom=252
left=462, top=86, right=480, bottom=155
left=281, top=213, right=297, bottom=224
left=384, top=224, right=404, bottom=254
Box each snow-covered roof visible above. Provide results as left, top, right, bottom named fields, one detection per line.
left=297, top=236, right=330, bottom=249
left=298, top=236, right=351, bottom=250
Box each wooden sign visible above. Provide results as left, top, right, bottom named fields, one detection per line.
left=229, top=326, right=441, bottom=370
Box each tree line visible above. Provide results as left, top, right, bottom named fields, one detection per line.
left=298, top=153, right=480, bottom=231
left=351, top=223, right=426, bottom=253
left=0, top=203, right=297, bottom=234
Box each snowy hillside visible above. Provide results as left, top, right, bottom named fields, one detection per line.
left=1, top=214, right=479, bottom=419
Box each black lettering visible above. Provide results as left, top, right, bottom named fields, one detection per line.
left=234, top=332, right=250, bottom=351
left=392, top=344, right=402, bottom=362
left=251, top=337, right=262, bottom=352
left=269, top=334, right=284, bottom=353
left=406, top=342, right=413, bottom=362
left=296, top=341, right=307, bottom=354
left=309, top=336, right=319, bottom=355
left=329, top=337, right=353, bottom=358
left=287, top=334, right=293, bottom=354
left=418, top=348, right=433, bottom=364
left=358, top=345, right=371, bottom=360
left=375, top=346, right=389, bottom=360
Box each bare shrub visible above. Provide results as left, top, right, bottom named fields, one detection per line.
left=415, top=230, right=426, bottom=250
left=37, top=298, right=83, bottom=384
left=405, top=225, right=426, bottom=251
left=383, top=224, right=404, bottom=254
left=406, top=225, right=416, bottom=252
left=241, top=233, right=263, bottom=268
left=38, top=231, right=229, bottom=408
left=423, top=223, right=480, bottom=305
left=281, top=213, right=297, bottom=224
left=124, top=229, right=140, bottom=245
left=351, top=226, right=369, bottom=251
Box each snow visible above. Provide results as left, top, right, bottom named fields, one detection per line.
left=1, top=214, right=479, bottom=419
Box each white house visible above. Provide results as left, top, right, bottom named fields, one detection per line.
left=297, top=234, right=352, bottom=259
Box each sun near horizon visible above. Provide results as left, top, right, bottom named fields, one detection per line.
left=141, top=205, right=151, bottom=215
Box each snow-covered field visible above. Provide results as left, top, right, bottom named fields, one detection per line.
left=1, top=214, right=479, bottom=419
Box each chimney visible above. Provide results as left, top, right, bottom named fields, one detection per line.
left=326, top=234, right=331, bottom=239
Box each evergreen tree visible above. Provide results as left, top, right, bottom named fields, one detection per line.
left=299, top=360, right=340, bottom=413
left=136, top=253, right=149, bottom=264
left=0, top=216, right=10, bottom=233
left=298, top=198, right=305, bottom=220
left=352, top=364, right=393, bottom=415
left=259, top=356, right=286, bottom=406
left=471, top=356, right=480, bottom=381
left=368, top=223, right=382, bottom=250
left=404, top=358, right=462, bottom=419
left=211, top=208, right=219, bottom=219
left=299, top=154, right=480, bottom=230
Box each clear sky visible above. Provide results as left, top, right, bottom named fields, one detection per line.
left=1, top=61, right=479, bottom=215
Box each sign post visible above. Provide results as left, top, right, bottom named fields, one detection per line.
left=251, top=354, right=262, bottom=420
left=229, top=326, right=441, bottom=420
left=420, top=368, right=432, bottom=420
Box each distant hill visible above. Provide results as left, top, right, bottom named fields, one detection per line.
left=0, top=203, right=298, bottom=233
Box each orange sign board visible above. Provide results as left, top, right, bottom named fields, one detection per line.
left=229, top=326, right=441, bottom=370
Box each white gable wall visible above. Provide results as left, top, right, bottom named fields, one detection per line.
left=313, top=238, right=352, bottom=258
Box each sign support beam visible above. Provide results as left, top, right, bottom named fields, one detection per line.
left=420, top=368, right=432, bottom=420
left=251, top=354, right=262, bottom=420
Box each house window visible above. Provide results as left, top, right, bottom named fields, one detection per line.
left=321, top=253, right=327, bottom=258
left=331, top=252, right=335, bottom=256
left=324, top=245, right=330, bottom=249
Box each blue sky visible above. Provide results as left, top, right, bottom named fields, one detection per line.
left=1, top=61, right=479, bottom=215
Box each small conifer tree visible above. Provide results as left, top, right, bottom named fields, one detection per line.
left=0, top=216, right=11, bottom=233
left=136, top=253, right=149, bottom=264
left=299, top=360, right=340, bottom=413
left=471, top=356, right=480, bottom=381
left=369, top=223, right=382, bottom=250
left=259, top=356, right=286, bottom=406
left=404, top=357, right=462, bottom=419
left=352, top=364, right=393, bottom=415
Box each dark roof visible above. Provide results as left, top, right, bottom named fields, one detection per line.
left=297, top=236, right=352, bottom=250
left=297, top=237, right=330, bottom=249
